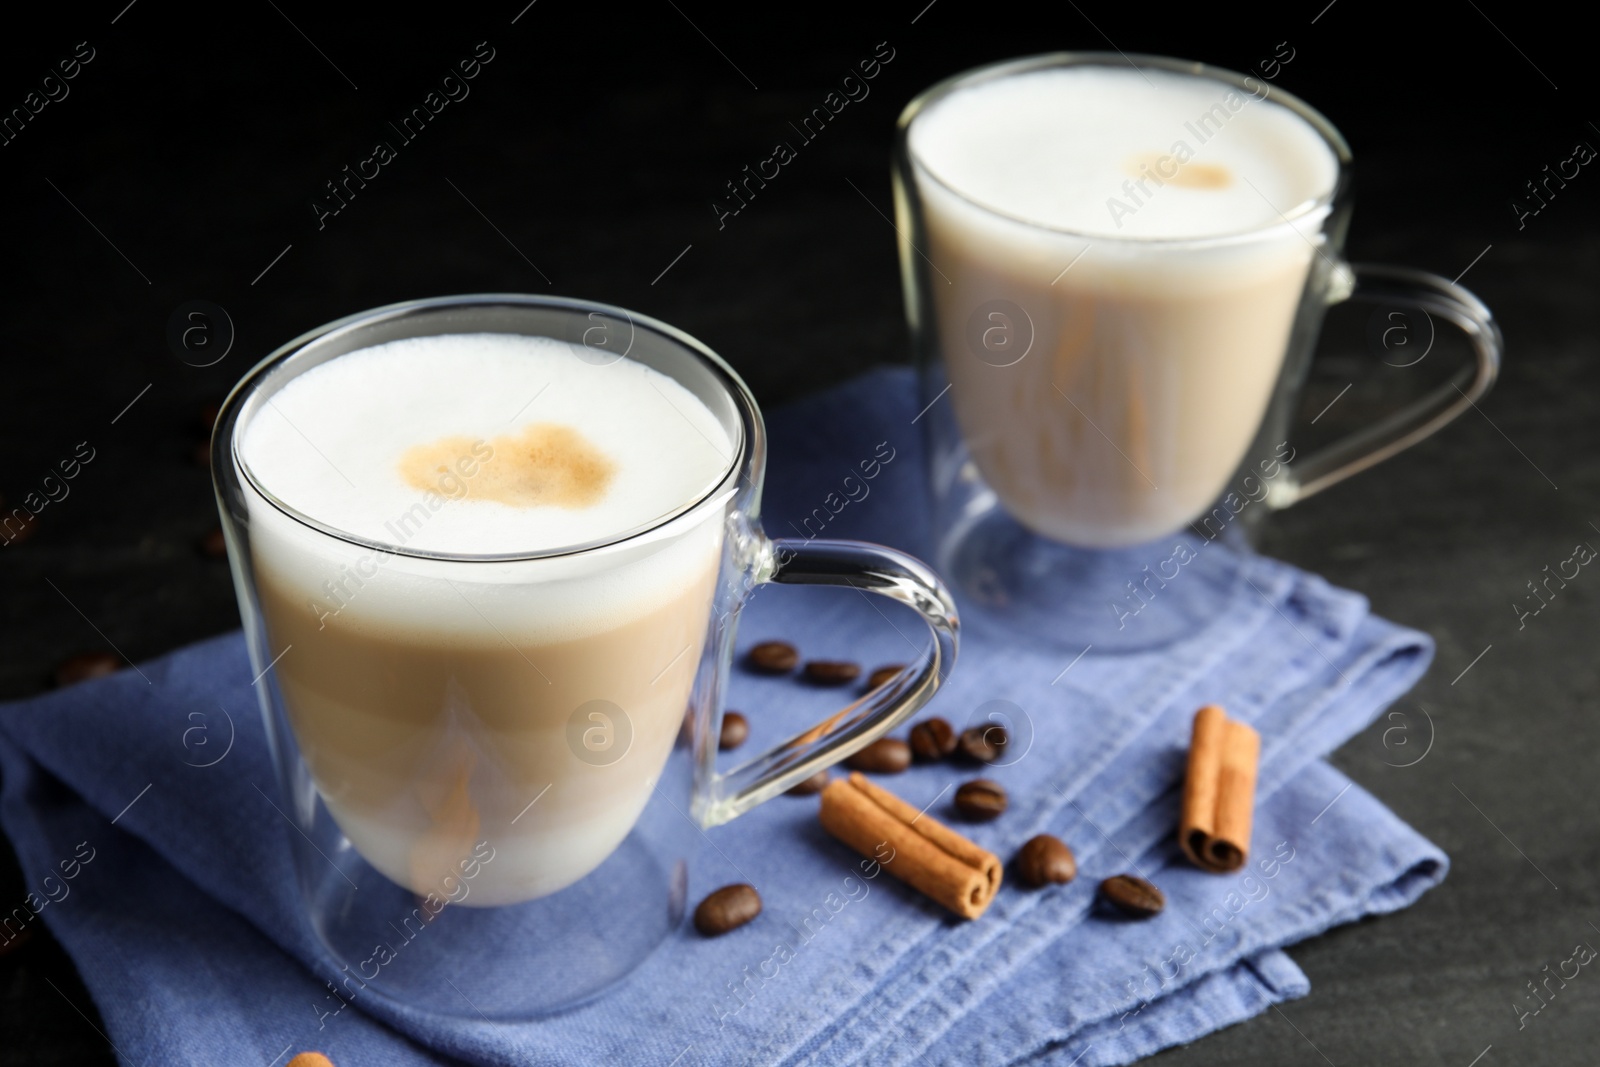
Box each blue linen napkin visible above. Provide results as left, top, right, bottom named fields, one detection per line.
left=0, top=367, right=1445, bottom=1066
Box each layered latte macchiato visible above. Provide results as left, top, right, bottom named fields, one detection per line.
left=908, top=66, right=1339, bottom=547
left=238, top=334, right=733, bottom=905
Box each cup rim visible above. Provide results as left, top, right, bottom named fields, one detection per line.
left=896, top=51, right=1354, bottom=248
left=214, top=293, right=760, bottom=563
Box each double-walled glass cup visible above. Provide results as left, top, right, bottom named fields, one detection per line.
left=211, top=295, right=958, bottom=1019
left=893, top=54, right=1501, bottom=650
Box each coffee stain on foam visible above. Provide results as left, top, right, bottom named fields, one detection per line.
left=1125, top=152, right=1232, bottom=190
left=400, top=423, right=617, bottom=509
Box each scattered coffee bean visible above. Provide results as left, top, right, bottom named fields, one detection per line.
left=1099, top=874, right=1165, bottom=918
left=958, top=724, right=1009, bottom=764
left=54, top=652, right=121, bottom=688
left=1015, top=835, right=1077, bottom=888
left=287, top=1053, right=336, bottom=1067
left=844, top=737, right=911, bottom=774
left=953, top=779, right=1007, bottom=821
left=199, top=401, right=222, bottom=433
left=191, top=441, right=213, bottom=468
left=865, top=664, right=906, bottom=690
left=804, top=660, right=862, bottom=686
left=719, top=711, right=749, bottom=750
left=908, top=717, right=957, bottom=761
left=694, top=883, right=762, bottom=936
left=787, top=770, right=830, bottom=796
left=199, top=526, right=227, bottom=558
left=746, top=640, right=799, bottom=674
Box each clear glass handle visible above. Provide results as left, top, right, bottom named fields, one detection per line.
left=1270, top=263, right=1503, bottom=507
left=693, top=536, right=959, bottom=827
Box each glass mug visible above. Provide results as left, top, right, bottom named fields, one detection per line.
left=893, top=54, right=1502, bottom=650
left=211, top=295, right=958, bottom=1019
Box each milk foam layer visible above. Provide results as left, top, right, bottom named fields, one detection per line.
left=910, top=66, right=1339, bottom=240
left=240, top=333, right=734, bottom=557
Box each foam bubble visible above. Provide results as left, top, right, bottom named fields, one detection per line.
left=910, top=66, right=1339, bottom=240
left=239, top=333, right=734, bottom=556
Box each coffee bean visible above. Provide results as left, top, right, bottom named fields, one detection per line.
left=844, top=737, right=911, bottom=774
left=287, top=1052, right=336, bottom=1067
left=694, top=883, right=762, bottom=936
left=199, top=401, right=222, bottom=433
left=804, top=660, right=862, bottom=686
left=1099, top=874, right=1165, bottom=918
left=958, top=724, right=1009, bottom=764
left=191, top=441, right=213, bottom=468
left=865, top=664, right=906, bottom=690
left=953, top=779, right=1007, bottom=821
left=54, top=651, right=121, bottom=688
left=1016, top=835, right=1077, bottom=888
left=908, top=717, right=956, bottom=761
left=199, top=526, right=227, bottom=558
left=787, top=770, right=830, bottom=796
left=747, top=640, right=799, bottom=674
left=719, top=711, right=748, bottom=750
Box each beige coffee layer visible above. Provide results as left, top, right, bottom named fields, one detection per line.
left=243, top=472, right=726, bottom=906
left=255, top=544, right=717, bottom=906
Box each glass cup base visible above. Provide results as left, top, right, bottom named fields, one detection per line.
left=937, top=499, right=1253, bottom=654
left=302, top=827, right=687, bottom=1022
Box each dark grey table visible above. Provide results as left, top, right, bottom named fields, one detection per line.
left=2, top=4, right=1595, bottom=1064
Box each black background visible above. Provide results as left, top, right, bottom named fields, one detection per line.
left=2, top=1, right=1597, bottom=1064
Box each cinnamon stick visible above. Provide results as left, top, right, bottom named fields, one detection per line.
left=819, top=772, right=1001, bottom=919
left=1179, top=705, right=1260, bottom=873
